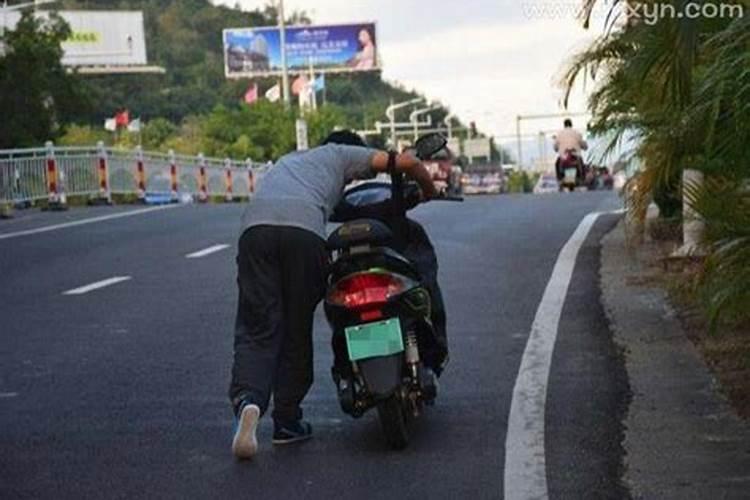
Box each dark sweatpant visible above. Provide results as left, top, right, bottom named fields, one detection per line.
left=229, top=225, right=328, bottom=423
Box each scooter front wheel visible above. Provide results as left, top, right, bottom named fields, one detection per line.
left=376, top=395, right=410, bottom=449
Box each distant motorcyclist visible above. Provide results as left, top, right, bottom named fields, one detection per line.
left=553, top=119, right=588, bottom=182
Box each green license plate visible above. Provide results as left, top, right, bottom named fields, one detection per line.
left=564, top=168, right=577, bottom=183
left=345, top=318, right=404, bottom=362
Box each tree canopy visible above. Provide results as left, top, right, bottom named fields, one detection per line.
left=0, top=10, right=89, bottom=148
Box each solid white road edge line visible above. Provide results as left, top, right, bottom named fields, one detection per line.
left=503, top=211, right=607, bottom=500
left=0, top=205, right=179, bottom=241
left=63, top=276, right=132, bottom=296
left=185, top=244, right=230, bottom=259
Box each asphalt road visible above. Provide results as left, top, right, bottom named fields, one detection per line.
left=1, top=192, right=626, bottom=499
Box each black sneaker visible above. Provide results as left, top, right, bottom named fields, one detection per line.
left=272, top=420, right=313, bottom=445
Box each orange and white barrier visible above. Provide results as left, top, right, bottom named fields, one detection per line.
left=95, top=141, right=112, bottom=204
left=135, top=146, right=146, bottom=201
left=224, top=158, right=234, bottom=202
left=169, top=149, right=178, bottom=201
left=45, top=141, right=67, bottom=210
left=197, top=154, right=208, bottom=203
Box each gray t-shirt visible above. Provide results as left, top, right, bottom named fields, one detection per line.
left=241, top=144, right=378, bottom=240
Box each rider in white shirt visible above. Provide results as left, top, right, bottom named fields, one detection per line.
left=553, top=119, right=588, bottom=180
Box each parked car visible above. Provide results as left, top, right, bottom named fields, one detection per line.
left=533, top=174, right=559, bottom=194
left=460, top=165, right=504, bottom=195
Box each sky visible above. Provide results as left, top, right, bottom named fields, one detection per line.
left=212, top=0, right=605, bottom=162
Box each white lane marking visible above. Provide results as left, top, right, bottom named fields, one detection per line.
left=63, top=276, right=132, bottom=296
left=504, top=211, right=606, bottom=500
left=0, top=392, right=19, bottom=399
left=0, top=205, right=179, bottom=241
left=186, top=244, right=230, bottom=259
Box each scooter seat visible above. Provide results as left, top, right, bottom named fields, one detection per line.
left=327, top=218, right=393, bottom=251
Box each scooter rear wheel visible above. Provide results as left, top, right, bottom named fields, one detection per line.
left=377, top=395, right=410, bottom=449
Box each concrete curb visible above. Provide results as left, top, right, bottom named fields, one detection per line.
left=600, top=219, right=750, bottom=499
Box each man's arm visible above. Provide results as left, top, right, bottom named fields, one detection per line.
left=370, top=151, right=438, bottom=199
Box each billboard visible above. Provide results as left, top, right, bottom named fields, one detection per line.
left=463, top=138, right=492, bottom=160
left=446, top=137, right=461, bottom=156
left=223, top=22, right=378, bottom=78
left=2, top=10, right=147, bottom=67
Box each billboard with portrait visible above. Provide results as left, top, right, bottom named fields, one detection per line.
left=223, top=22, right=378, bottom=78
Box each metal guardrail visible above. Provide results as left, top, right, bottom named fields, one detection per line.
left=0, top=142, right=270, bottom=205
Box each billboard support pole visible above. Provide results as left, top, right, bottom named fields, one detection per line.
left=278, top=0, right=290, bottom=107
left=308, top=57, right=317, bottom=111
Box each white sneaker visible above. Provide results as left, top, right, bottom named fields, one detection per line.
left=232, top=404, right=260, bottom=459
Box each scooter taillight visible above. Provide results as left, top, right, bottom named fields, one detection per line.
left=328, top=271, right=406, bottom=309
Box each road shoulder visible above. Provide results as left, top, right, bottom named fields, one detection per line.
left=600, top=219, right=750, bottom=499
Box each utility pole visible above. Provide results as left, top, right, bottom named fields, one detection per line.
left=516, top=116, right=523, bottom=170
left=278, top=0, right=290, bottom=107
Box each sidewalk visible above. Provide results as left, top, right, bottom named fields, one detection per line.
left=600, top=220, right=750, bottom=499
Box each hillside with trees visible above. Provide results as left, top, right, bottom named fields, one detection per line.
left=0, top=0, right=499, bottom=160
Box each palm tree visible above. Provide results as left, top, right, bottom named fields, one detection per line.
left=563, top=1, right=749, bottom=327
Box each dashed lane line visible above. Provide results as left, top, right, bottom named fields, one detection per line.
left=185, top=244, right=230, bottom=259
left=63, top=276, right=132, bottom=296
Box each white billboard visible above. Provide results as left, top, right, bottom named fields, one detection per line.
left=463, top=138, right=492, bottom=160
left=446, top=137, right=461, bottom=156
left=2, top=10, right=147, bottom=67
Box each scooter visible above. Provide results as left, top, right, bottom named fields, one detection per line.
left=323, top=134, right=461, bottom=449
left=558, top=149, right=583, bottom=192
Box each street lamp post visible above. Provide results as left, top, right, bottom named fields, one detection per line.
left=385, top=97, right=423, bottom=148
left=409, top=105, right=440, bottom=142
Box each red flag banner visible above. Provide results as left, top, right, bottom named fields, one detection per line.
left=115, top=110, right=130, bottom=127
left=244, top=84, right=258, bottom=105
left=291, top=75, right=308, bottom=96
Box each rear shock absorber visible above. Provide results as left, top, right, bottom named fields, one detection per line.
left=405, top=332, right=420, bottom=381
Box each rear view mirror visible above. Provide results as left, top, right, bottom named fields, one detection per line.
left=415, top=133, right=447, bottom=160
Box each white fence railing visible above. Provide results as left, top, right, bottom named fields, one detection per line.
left=0, top=142, right=270, bottom=205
